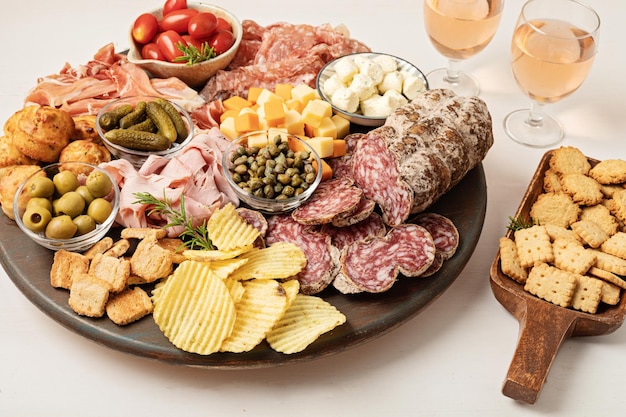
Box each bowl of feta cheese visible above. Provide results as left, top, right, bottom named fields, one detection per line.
left=316, top=52, right=428, bottom=127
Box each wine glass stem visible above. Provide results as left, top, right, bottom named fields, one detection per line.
left=528, top=101, right=545, bottom=127
left=445, top=59, right=462, bottom=84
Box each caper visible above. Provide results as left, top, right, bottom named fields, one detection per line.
left=305, top=172, right=317, bottom=184
left=299, top=150, right=310, bottom=160
left=87, top=198, right=113, bottom=224
left=45, top=215, right=78, bottom=239
left=86, top=170, right=113, bottom=198
left=277, top=174, right=291, bottom=185
left=234, top=164, right=248, bottom=175
left=282, top=185, right=295, bottom=197
left=231, top=172, right=242, bottom=183
left=233, top=155, right=248, bottom=166
left=249, top=178, right=263, bottom=190
left=22, top=206, right=52, bottom=233
left=54, top=191, right=86, bottom=218
left=53, top=170, right=79, bottom=195
left=267, top=143, right=280, bottom=157
left=291, top=175, right=303, bottom=187
left=73, top=214, right=96, bottom=236
left=263, top=184, right=275, bottom=198
left=27, top=176, right=55, bottom=198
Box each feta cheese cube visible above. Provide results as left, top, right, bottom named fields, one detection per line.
left=357, top=59, right=384, bottom=84
left=402, top=74, right=427, bottom=100
left=373, top=54, right=398, bottom=73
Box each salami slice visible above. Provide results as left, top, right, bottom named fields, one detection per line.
left=336, top=224, right=436, bottom=293
left=266, top=214, right=337, bottom=294
left=351, top=127, right=414, bottom=226
left=413, top=212, right=459, bottom=260
left=291, top=177, right=363, bottom=225
left=321, top=212, right=386, bottom=250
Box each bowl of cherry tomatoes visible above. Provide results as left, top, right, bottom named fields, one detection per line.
left=127, top=0, right=242, bottom=88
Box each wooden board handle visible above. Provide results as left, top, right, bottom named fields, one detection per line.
left=502, top=302, right=577, bottom=404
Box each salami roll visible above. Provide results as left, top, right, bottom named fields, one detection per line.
left=291, top=177, right=363, bottom=225
left=335, top=223, right=436, bottom=294
left=266, top=214, right=337, bottom=295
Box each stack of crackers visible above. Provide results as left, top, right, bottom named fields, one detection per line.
left=500, top=146, right=626, bottom=314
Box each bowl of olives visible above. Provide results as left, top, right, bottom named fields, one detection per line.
left=96, top=95, right=195, bottom=170
left=222, top=130, right=323, bottom=213
left=13, top=162, right=120, bottom=252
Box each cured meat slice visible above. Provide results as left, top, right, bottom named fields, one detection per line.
left=236, top=207, right=268, bottom=236
left=265, top=214, right=337, bottom=295
left=321, top=212, right=386, bottom=250
left=334, top=224, right=436, bottom=294
left=291, top=177, right=362, bottom=225
left=330, top=197, right=376, bottom=227
left=351, top=127, right=414, bottom=227
left=413, top=212, right=459, bottom=260
left=350, top=89, right=493, bottom=225
left=325, top=132, right=365, bottom=181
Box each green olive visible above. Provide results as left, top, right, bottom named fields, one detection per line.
left=45, top=215, right=77, bottom=239
left=73, top=214, right=96, bottom=236
left=54, top=191, right=85, bottom=218
left=85, top=170, right=113, bottom=198
left=27, top=176, right=55, bottom=198
left=22, top=206, right=52, bottom=233
left=53, top=170, right=79, bottom=195
left=87, top=198, right=113, bottom=224
left=75, top=185, right=95, bottom=206
left=26, top=197, right=53, bottom=214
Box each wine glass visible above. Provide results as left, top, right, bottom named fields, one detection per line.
left=423, top=0, right=504, bottom=96
left=503, top=0, right=600, bottom=148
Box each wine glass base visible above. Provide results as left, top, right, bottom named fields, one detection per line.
left=426, top=68, right=480, bottom=96
left=503, top=109, right=564, bottom=148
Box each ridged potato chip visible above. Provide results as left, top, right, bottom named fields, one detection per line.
left=281, top=279, right=301, bottom=309
left=266, top=294, right=346, bottom=354
left=208, top=203, right=260, bottom=251
left=203, top=258, right=249, bottom=280
left=153, top=260, right=236, bottom=355
left=229, top=242, right=307, bottom=280
left=222, top=277, right=245, bottom=304
left=220, top=279, right=288, bottom=353
left=183, top=244, right=253, bottom=262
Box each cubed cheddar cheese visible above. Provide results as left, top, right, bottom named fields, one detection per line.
left=291, top=84, right=317, bottom=106
left=331, top=114, right=351, bottom=139
left=246, top=131, right=269, bottom=148
left=263, top=100, right=287, bottom=127
left=313, top=158, right=333, bottom=181
left=285, top=98, right=305, bottom=113
left=305, top=116, right=337, bottom=139
left=332, top=139, right=347, bottom=157
left=223, top=95, right=252, bottom=112
left=306, top=136, right=334, bottom=158
left=219, top=116, right=237, bottom=139
left=301, top=99, right=333, bottom=128
left=247, top=87, right=264, bottom=104
left=281, top=109, right=305, bottom=136
left=275, top=84, right=293, bottom=100
left=234, top=108, right=260, bottom=132
left=220, top=109, right=238, bottom=123
left=256, top=88, right=283, bottom=106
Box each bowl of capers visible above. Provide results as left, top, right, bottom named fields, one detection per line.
left=13, top=162, right=120, bottom=252
left=96, top=95, right=194, bottom=169
left=223, top=130, right=323, bottom=213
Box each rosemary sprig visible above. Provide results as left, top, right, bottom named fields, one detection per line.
left=173, top=41, right=216, bottom=66
left=506, top=215, right=538, bottom=232
left=132, top=191, right=213, bottom=250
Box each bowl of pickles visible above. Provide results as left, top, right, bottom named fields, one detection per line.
left=13, top=162, right=120, bottom=252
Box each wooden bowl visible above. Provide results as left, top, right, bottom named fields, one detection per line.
left=490, top=149, right=626, bottom=404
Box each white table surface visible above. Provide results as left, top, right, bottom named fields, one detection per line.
left=2, top=1, right=625, bottom=415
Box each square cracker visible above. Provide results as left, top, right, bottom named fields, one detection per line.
left=514, top=225, right=554, bottom=268
left=106, top=287, right=153, bottom=326
left=88, top=253, right=130, bottom=293
left=552, top=238, right=596, bottom=275
left=50, top=249, right=89, bottom=289
left=571, top=220, right=609, bottom=248
left=524, top=263, right=576, bottom=308
left=600, top=231, right=626, bottom=260
left=68, top=273, right=111, bottom=318
left=598, top=279, right=621, bottom=305
left=130, top=236, right=173, bottom=282
left=571, top=274, right=603, bottom=314
left=499, top=237, right=528, bottom=284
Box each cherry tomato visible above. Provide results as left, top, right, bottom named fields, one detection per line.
left=209, top=30, right=235, bottom=55
left=182, top=35, right=204, bottom=51
left=163, top=0, right=187, bottom=16
left=141, top=42, right=166, bottom=60
left=188, top=12, right=218, bottom=40
left=157, top=30, right=187, bottom=62
left=132, top=13, right=159, bottom=44
left=159, top=8, right=199, bottom=34
left=215, top=17, right=232, bottom=33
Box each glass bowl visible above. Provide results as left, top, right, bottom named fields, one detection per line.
left=126, top=3, right=243, bottom=88
left=316, top=52, right=429, bottom=127
left=222, top=131, right=323, bottom=213
left=96, top=95, right=194, bottom=170
left=13, top=162, right=120, bottom=252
